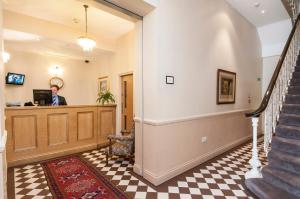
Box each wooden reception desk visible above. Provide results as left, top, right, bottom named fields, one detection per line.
left=5, top=105, right=116, bottom=167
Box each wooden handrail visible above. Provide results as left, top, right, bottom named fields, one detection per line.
left=245, top=14, right=300, bottom=118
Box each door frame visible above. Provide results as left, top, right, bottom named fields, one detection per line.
left=119, top=71, right=134, bottom=133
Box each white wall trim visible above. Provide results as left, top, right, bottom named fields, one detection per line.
left=0, top=131, right=7, bottom=153
left=140, top=135, right=253, bottom=186
left=134, top=109, right=250, bottom=126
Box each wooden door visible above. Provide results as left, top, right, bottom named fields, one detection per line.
left=121, top=74, right=133, bottom=133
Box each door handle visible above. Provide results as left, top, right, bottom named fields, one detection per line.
left=124, top=81, right=127, bottom=108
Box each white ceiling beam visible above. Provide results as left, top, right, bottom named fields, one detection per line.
left=77, top=0, right=155, bottom=21
left=102, top=0, right=155, bottom=16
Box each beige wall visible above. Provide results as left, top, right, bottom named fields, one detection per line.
left=4, top=28, right=137, bottom=134
left=142, top=0, right=262, bottom=121
left=0, top=1, right=8, bottom=198
left=135, top=110, right=252, bottom=185
left=258, top=19, right=292, bottom=57
left=135, top=0, right=262, bottom=185
left=4, top=50, right=113, bottom=105
left=0, top=3, right=4, bottom=138
left=98, top=29, right=137, bottom=133
left=75, top=30, right=137, bottom=132
left=262, top=56, right=280, bottom=95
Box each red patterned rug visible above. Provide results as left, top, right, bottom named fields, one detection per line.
left=41, top=156, right=127, bottom=199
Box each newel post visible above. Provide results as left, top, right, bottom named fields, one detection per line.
left=245, top=117, right=262, bottom=179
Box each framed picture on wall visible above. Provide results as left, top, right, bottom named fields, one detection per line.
left=98, top=76, right=109, bottom=93
left=217, top=69, right=236, bottom=104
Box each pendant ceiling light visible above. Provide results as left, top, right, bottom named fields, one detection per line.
left=77, top=5, right=96, bottom=52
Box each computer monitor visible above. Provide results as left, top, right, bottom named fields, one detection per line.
left=33, top=89, right=52, bottom=106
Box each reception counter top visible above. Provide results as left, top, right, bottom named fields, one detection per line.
left=5, top=104, right=116, bottom=166
left=5, top=104, right=116, bottom=110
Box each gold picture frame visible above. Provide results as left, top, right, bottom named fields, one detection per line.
left=217, top=69, right=236, bottom=104
left=98, top=76, right=109, bottom=93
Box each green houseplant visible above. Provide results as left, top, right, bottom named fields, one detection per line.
left=97, top=90, right=115, bottom=105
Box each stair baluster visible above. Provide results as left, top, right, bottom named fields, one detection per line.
left=245, top=117, right=262, bottom=179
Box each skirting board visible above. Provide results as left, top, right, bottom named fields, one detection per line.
left=7, top=144, right=98, bottom=167
left=134, top=135, right=254, bottom=186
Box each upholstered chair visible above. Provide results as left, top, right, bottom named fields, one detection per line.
left=106, top=123, right=135, bottom=164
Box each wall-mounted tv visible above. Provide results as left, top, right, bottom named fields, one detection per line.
left=6, top=72, right=25, bottom=85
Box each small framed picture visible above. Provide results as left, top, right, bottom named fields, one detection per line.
left=217, top=69, right=236, bottom=104
left=166, top=76, right=174, bottom=84
left=98, top=76, right=109, bottom=93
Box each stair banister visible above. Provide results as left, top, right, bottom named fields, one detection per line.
left=245, top=14, right=300, bottom=179
left=282, top=0, right=300, bottom=22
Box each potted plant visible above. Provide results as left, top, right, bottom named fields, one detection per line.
left=97, top=90, right=115, bottom=105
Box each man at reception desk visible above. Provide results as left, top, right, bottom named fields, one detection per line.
left=51, top=85, right=67, bottom=106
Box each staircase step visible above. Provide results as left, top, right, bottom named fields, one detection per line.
left=245, top=178, right=299, bottom=199
left=293, top=72, right=300, bottom=79
left=288, top=86, right=300, bottom=95
left=272, top=136, right=300, bottom=155
left=278, top=113, right=300, bottom=127
left=262, top=166, right=300, bottom=197
left=268, top=149, right=300, bottom=174
left=282, top=104, right=300, bottom=114
left=276, top=125, right=300, bottom=140
left=285, top=94, right=300, bottom=104
left=290, top=78, right=300, bottom=86
left=295, top=66, right=300, bottom=72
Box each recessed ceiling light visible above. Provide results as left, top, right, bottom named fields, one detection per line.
left=261, top=10, right=266, bottom=14
left=254, top=2, right=260, bottom=8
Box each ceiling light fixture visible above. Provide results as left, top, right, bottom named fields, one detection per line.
left=2, top=51, right=10, bottom=63
left=77, top=5, right=96, bottom=52
left=261, top=10, right=266, bottom=14
left=254, top=2, right=260, bottom=8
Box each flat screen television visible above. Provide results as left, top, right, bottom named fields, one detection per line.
left=6, top=72, right=25, bottom=85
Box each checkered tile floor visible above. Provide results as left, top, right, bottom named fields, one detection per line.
left=11, top=139, right=267, bottom=199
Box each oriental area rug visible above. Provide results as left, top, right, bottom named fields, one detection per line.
left=41, top=155, right=128, bottom=199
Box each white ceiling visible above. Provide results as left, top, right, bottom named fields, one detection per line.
left=4, top=36, right=111, bottom=61
left=226, top=0, right=290, bottom=27
left=3, top=0, right=136, bottom=60
left=3, top=0, right=135, bottom=41
left=3, top=29, right=41, bottom=41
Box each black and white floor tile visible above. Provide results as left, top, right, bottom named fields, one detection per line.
left=12, top=139, right=267, bottom=199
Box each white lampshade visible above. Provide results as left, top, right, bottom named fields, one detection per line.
left=77, top=36, right=96, bottom=52
left=77, top=5, right=96, bottom=52
left=3, top=52, right=10, bottom=63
